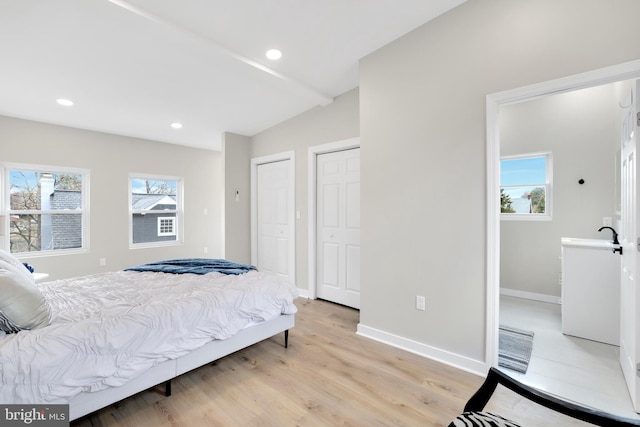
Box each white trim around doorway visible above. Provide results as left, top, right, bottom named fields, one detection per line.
left=486, top=59, right=640, bottom=370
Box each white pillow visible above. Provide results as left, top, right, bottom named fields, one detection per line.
left=0, top=266, right=51, bottom=333
left=0, top=249, right=34, bottom=283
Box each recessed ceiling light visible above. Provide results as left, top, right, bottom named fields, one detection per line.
left=265, top=49, right=282, bottom=60
left=170, top=122, right=183, bottom=129
left=56, top=98, right=74, bottom=107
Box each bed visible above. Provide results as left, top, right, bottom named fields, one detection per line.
left=0, top=255, right=298, bottom=421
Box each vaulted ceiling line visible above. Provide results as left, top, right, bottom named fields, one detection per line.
left=106, top=0, right=334, bottom=106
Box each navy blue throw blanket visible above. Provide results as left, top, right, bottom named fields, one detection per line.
left=125, top=258, right=257, bottom=275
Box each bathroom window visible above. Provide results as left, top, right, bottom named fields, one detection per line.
left=500, top=152, right=552, bottom=221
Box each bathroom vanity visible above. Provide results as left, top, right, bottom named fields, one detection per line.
left=561, top=238, right=620, bottom=346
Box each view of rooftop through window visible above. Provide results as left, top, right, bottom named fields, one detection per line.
left=130, top=176, right=181, bottom=246
left=7, top=168, right=85, bottom=253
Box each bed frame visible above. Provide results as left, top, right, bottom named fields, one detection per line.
left=69, top=313, right=294, bottom=421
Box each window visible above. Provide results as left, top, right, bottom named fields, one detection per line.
left=157, top=217, right=176, bottom=236
left=3, top=164, right=89, bottom=255
left=500, top=153, right=552, bottom=220
left=130, top=174, right=182, bottom=247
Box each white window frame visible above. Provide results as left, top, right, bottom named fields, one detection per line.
left=2, top=162, right=90, bottom=257
left=129, top=173, right=183, bottom=248
left=500, top=152, right=552, bottom=221
left=157, top=216, right=176, bottom=237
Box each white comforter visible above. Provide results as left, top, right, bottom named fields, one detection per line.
left=0, top=270, right=298, bottom=404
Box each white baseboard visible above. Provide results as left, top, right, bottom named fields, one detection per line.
left=296, top=288, right=311, bottom=299
left=500, top=288, right=561, bottom=305
left=356, top=323, right=487, bottom=377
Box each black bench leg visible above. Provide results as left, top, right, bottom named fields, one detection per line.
left=284, top=330, right=289, bottom=348
left=165, top=380, right=172, bottom=397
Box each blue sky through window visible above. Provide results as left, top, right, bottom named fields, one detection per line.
left=9, top=170, right=83, bottom=192
left=131, top=178, right=177, bottom=194
left=500, top=156, right=547, bottom=204
left=500, top=157, right=546, bottom=186
left=9, top=170, right=37, bottom=192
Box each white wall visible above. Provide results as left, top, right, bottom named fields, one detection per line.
left=8, top=0, right=640, bottom=374
left=0, top=115, right=223, bottom=280
left=249, top=88, right=360, bottom=291
left=359, top=0, right=640, bottom=365
left=500, top=84, right=620, bottom=298
left=222, top=132, right=251, bottom=264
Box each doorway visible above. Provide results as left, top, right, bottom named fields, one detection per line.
left=251, top=151, right=295, bottom=285
left=486, top=60, right=640, bottom=413
left=308, top=137, right=360, bottom=306
left=315, top=147, right=361, bottom=308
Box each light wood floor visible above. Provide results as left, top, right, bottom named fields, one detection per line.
left=72, top=299, right=595, bottom=426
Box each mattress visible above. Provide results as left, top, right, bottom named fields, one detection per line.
left=0, top=269, right=298, bottom=404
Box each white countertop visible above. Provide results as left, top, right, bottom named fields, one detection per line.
left=561, top=237, right=617, bottom=250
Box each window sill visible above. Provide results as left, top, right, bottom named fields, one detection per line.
left=500, top=214, right=552, bottom=221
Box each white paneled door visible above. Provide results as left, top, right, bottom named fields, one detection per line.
left=316, top=148, right=360, bottom=309
left=256, top=159, right=292, bottom=283
left=620, top=79, right=640, bottom=413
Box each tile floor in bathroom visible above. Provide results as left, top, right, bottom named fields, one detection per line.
left=499, top=295, right=640, bottom=420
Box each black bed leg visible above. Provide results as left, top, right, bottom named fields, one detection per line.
left=165, top=380, right=172, bottom=397
left=284, top=329, right=289, bottom=348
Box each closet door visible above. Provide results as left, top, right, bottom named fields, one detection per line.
left=316, top=148, right=360, bottom=309
left=256, top=159, right=292, bottom=282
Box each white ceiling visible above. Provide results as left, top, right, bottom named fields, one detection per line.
left=0, top=0, right=466, bottom=150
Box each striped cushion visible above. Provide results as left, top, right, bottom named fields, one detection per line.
left=449, top=411, right=522, bottom=427
left=0, top=310, right=21, bottom=334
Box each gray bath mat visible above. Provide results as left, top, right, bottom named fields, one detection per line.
left=499, top=325, right=534, bottom=374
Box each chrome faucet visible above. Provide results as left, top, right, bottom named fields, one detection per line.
left=598, top=226, right=622, bottom=254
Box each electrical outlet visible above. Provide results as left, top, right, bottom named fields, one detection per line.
left=603, top=217, right=612, bottom=227
left=99, top=258, right=106, bottom=267
left=204, top=247, right=208, bottom=255
left=416, top=295, right=426, bottom=311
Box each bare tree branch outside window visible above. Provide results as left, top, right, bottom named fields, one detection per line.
left=9, top=170, right=83, bottom=253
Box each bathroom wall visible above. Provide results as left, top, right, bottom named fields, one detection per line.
left=500, top=83, right=621, bottom=298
